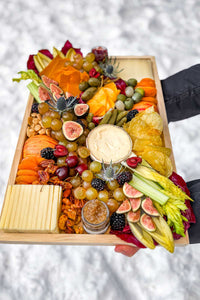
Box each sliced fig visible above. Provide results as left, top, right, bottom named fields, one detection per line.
left=140, top=213, right=156, bottom=232
left=38, top=86, right=50, bottom=102
left=130, top=197, right=141, bottom=212
left=41, top=75, right=58, bottom=88
left=142, top=197, right=159, bottom=216
left=127, top=210, right=140, bottom=223
left=116, top=199, right=131, bottom=214
left=62, top=121, right=83, bottom=141
left=74, top=104, right=89, bottom=118
left=123, top=182, right=143, bottom=198
left=50, top=83, right=63, bottom=98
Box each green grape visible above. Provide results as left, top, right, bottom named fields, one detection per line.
left=73, top=62, right=82, bottom=70
left=107, top=180, right=119, bottom=191
left=38, top=102, right=49, bottom=115
left=55, top=130, right=65, bottom=141
left=92, top=61, right=98, bottom=68
left=51, top=130, right=57, bottom=139
left=70, top=176, right=82, bottom=188
left=62, top=112, right=74, bottom=122
left=43, top=111, right=52, bottom=117
left=117, top=94, right=127, bottom=102
left=82, top=170, right=93, bottom=182
left=83, top=129, right=90, bottom=137
left=77, top=134, right=86, bottom=145
left=113, top=188, right=125, bottom=202
left=42, top=116, right=52, bottom=128
left=50, top=111, right=61, bottom=119
left=51, top=119, right=62, bottom=131
left=74, top=187, right=86, bottom=199
left=86, top=187, right=98, bottom=200
left=59, top=140, right=68, bottom=147
left=77, top=146, right=90, bottom=158
left=85, top=52, right=95, bottom=63
left=107, top=198, right=119, bottom=213
left=82, top=181, right=91, bottom=189
left=57, top=156, right=67, bottom=167
left=94, top=65, right=102, bottom=73
left=74, top=53, right=83, bottom=63
left=89, top=161, right=102, bottom=173
left=83, top=61, right=93, bottom=72
left=66, top=142, right=78, bottom=152
left=98, top=190, right=109, bottom=203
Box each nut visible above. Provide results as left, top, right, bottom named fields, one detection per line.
left=37, top=114, right=42, bottom=120
left=31, top=113, right=38, bottom=118
left=28, top=117, right=32, bottom=126
left=39, top=128, right=46, bottom=135
left=27, top=127, right=35, bottom=137
left=46, top=129, right=51, bottom=136
left=32, top=118, right=39, bottom=125
left=35, top=124, right=41, bottom=132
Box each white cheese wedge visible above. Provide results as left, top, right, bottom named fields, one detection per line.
left=0, top=185, right=62, bottom=233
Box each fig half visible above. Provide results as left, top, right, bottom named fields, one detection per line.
left=140, top=213, right=156, bottom=232
left=141, top=197, right=159, bottom=216
left=62, top=121, right=83, bottom=141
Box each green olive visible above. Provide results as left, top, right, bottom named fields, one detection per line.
left=88, top=122, right=96, bottom=130
left=135, top=87, right=145, bottom=97
left=127, top=78, right=137, bottom=87
left=117, top=94, right=127, bottom=102
left=88, top=77, right=100, bottom=87
left=81, top=87, right=97, bottom=101
left=132, top=92, right=143, bottom=103
left=79, top=81, right=89, bottom=91
left=124, top=98, right=134, bottom=110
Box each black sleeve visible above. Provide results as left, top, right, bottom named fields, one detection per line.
left=161, top=64, right=200, bottom=122
left=187, top=180, right=200, bottom=244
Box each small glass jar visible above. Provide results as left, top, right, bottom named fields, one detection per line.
left=91, top=46, right=108, bottom=62
left=82, top=199, right=110, bottom=234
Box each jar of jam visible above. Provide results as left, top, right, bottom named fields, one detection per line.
left=82, top=199, right=110, bottom=234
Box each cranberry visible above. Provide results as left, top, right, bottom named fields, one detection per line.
left=92, top=116, right=101, bottom=125
left=55, top=166, right=69, bottom=180
left=66, top=155, right=79, bottom=168
left=92, top=46, right=108, bottom=62
left=75, top=163, right=88, bottom=175
left=54, top=145, right=68, bottom=158
left=126, top=157, right=142, bottom=168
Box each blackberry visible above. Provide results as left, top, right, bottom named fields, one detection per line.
left=127, top=109, right=139, bottom=122
left=110, top=212, right=125, bottom=231
left=91, top=178, right=106, bottom=191
left=40, top=147, right=56, bottom=161
left=117, top=171, right=132, bottom=186
left=31, top=103, right=39, bottom=113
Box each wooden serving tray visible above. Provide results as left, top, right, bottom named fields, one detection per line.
left=0, top=56, right=189, bottom=246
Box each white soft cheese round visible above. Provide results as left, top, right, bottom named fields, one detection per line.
left=86, top=124, right=132, bottom=164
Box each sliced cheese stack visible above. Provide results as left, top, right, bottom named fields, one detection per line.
left=0, top=185, right=62, bottom=233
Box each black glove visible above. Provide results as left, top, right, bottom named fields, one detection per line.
left=161, top=64, right=200, bottom=122
left=161, top=65, right=200, bottom=243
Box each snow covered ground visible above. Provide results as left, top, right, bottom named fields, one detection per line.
left=0, top=1, right=200, bottom=299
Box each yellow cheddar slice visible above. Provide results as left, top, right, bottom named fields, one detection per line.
left=0, top=185, right=63, bottom=233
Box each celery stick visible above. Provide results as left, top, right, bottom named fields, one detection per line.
left=134, top=172, right=162, bottom=191
left=130, top=174, right=169, bottom=205
left=27, top=81, right=41, bottom=103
